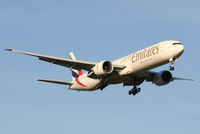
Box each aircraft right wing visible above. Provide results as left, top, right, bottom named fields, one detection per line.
left=172, top=77, right=194, bottom=81
left=123, top=70, right=193, bottom=86
left=144, top=71, right=194, bottom=82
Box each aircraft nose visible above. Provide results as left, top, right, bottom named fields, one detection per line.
left=179, top=44, right=184, bottom=53
left=177, top=44, right=184, bottom=57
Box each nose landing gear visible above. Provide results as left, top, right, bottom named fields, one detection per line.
left=169, top=65, right=175, bottom=71
left=128, top=86, right=141, bottom=96
left=169, top=57, right=177, bottom=71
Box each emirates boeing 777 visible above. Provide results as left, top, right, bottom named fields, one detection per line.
left=6, top=40, right=193, bottom=96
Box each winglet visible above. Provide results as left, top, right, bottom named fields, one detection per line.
left=5, top=49, right=13, bottom=51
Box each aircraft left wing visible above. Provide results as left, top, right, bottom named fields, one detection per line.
left=6, top=49, right=97, bottom=71
left=5, top=49, right=126, bottom=71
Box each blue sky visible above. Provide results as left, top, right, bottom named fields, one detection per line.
left=1, top=0, right=200, bottom=134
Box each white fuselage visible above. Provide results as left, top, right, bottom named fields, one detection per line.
left=69, top=40, right=184, bottom=91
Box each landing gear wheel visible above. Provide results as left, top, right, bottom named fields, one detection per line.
left=128, top=87, right=141, bottom=96
left=169, top=66, right=175, bottom=71
left=128, top=90, right=132, bottom=95
left=133, top=92, right=137, bottom=96
left=99, top=82, right=108, bottom=91
left=169, top=57, right=177, bottom=71
left=137, top=88, right=141, bottom=92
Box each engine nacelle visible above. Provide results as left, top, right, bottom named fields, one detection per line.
left=92, top=60, right=114, bottom=76
left=153, top=70, right=173, bottom=86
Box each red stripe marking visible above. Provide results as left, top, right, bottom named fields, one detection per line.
left=78, top=70, right=83, bottom=76
left=75, top=77, right=87, bottom=87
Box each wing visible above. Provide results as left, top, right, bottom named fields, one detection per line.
left=172, top=77, right=194, bottom=81
left=123, top=71, right=193, bottom=86
left=6, top=49, right=125, bottom=71
left=145, top=71, right=194, bottom=81
left=143, top=71, right=194, bottom=82
left=6, top=49, right=96, bottom=71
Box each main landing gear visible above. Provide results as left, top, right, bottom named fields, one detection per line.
left=169, top=57, right=177, bottom=71
left=99, top=82, right=108, bottom=91
left=128, top=86, right=141, bottom=96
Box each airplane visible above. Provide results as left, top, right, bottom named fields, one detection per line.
left=5, top=40, right=193, bottom=96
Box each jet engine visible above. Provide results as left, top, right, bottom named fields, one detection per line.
left=153, top=70, right=173, bottom=86
left=92, top=60, right=114, bottom=76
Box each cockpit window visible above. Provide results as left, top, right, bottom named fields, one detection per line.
left=173, top=43, right=182, bottom=45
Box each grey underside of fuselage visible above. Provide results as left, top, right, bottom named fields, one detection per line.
left=108, top=59, right=169, bottom=85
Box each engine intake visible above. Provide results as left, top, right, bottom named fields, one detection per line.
left=92, top=60, right=114, bottom=76
left=153, top=70, right=172, bottom=86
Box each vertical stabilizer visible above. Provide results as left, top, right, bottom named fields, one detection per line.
left=69, top=52, right=83, bottom=81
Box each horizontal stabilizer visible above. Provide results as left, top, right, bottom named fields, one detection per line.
left=38, top=79, right=73, bottom=85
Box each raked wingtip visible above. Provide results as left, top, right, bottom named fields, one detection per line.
left=5, top=49, right=13, bottom=51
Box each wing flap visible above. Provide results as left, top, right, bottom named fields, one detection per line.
left=38, top=79, right=73, bottom=85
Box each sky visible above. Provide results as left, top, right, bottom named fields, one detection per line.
left=1, top=0, right=200, bottom=134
